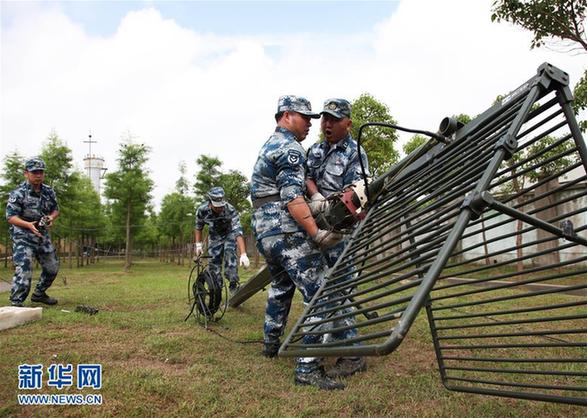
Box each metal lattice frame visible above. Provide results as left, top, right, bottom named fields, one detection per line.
left=280, top=63, right=587, bottom=405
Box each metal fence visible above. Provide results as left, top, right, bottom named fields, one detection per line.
left=280, top=63, right=587, bottom=405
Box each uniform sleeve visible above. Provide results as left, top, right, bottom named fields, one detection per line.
left=195, top=206, right=205, bottom=230
left=305, top=145, right=318, bottom=180
left=229, top=206, right=243, bottom=237
left=48, top=188, right=59, bottom=213
left=275, top=143, right=306, bottom=203
left=343, top=147, right=370, bottom=189
left=6, top=190, right=22, bottom=220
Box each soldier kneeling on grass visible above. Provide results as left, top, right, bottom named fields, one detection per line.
left=6, top=157, right=60, bottom=307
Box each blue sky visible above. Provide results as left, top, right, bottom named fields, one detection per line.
left=2, top=1, right=399, bottom=37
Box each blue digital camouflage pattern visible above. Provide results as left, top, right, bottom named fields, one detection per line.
left=6, top=181, right=59, bottom=304
left=256, top=232, right=329, bottom=374
left=207, top=238, right=238, bottom=288
left=306, top=134, right=370, bottom=197
left=6, top=182, right=59, bottom=243
left=251, top=127, right=307, bottom=240
left=276, top=95, right=320, bottom=118
left=207, top=186, right=226, bottom=207
left=321, top=98, right=352, bottom=119
left=307, top=132, right=370, bottom=351
left=322, top=240, right=359, bottom=346
left=252, top=123, right=330, bottom=374
left=25, top=157, right=46, bottom=172
left=195, top=201, right=243, bottom=287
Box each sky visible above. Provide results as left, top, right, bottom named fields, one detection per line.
left=1, top=0, right=585, bottom=209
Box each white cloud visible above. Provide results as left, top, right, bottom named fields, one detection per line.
left=1, top=0, right=585, bottom=209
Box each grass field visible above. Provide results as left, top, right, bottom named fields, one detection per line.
left=0, top=259, right=584, bottom=417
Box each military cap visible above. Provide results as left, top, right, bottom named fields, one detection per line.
left=321, top=98, right=352, bottom=119
left=208, top=186, right=226, bottom=207
left=276, top=95, right=320, bottom=118
left=25, top=157, right=46, bottom=172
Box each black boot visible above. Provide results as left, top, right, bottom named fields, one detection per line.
left=261, top=341, right=280, bottom=358
left=295, top=367, right=345, bottom=390
left=327, top=357, right=367, bottom=378
left=11, top=301, right=24, bottom=307
left=229, top=283, right=240, bottom=298
left=31, top=291, right=58, bottom=305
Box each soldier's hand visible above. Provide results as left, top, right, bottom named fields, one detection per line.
left=239, top=253, right=250, bottom=268
left=195, top=242, right=203, bottom=256
left=312, top=229, right=343, bottom=250
left=308, top=192, right=329, bottom=216
left=28, top=222, right=43, bottom=238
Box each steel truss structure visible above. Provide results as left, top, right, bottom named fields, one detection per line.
left=280, top=63, right=587, bottom=405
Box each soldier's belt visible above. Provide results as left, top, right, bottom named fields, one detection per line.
left=252, top=194, right=280, bottom=209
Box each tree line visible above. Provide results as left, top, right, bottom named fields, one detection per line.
left=0, top=94, right=400, bottom=271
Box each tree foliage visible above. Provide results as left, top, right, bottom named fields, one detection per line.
left=193, top=155, right=222, bottom=201
left=103, top=140, right=153, bottom=271
left=491, top=1, right=587, bottom=131
left=403, top=135, right=427, bottom=156
left=350, top=93, right=400, bottom=177
left=491, top=0, right=587, bottom=51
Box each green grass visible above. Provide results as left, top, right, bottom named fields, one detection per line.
left=0, top=260, right=584, bottom=417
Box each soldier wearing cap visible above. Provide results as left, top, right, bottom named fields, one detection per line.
left=306, top=98, right=370, bottom=378
left=6, top=157, right=60, bottom=307
left=250, top=95, right=345, bottom=390
left=194, top=186, right=249, bottom=295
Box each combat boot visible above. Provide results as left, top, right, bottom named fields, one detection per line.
left=229, top=283, right=240, bottom=298
left=295, top=366, right=345, bottom=390
left=31, top=291, right=58, bottom=305
left=261, top=341, right=280, bottom=358
left=327, top=357, right=367, bottom=378
left=11, top=301, right=24, bottom=307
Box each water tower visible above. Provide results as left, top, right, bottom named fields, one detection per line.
left=83, top=134, right=107, bottom=195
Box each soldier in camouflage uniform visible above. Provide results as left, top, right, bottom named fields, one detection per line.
left=306, top=98, right=370, bottom=378
left=251, top=95, right=344, bottom=390
left=194, top=187, right=249, bottom=295
left=6, top=158, right=60, bottom=307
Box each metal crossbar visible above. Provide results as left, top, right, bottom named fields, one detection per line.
left=280, top=63, right=587, bottom=405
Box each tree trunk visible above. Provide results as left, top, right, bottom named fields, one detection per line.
left=125, top=200, right=132, bottom=272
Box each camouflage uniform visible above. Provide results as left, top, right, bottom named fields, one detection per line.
left=195, top=199, right=243, bottom=289
left=6, top=165, right=60, bottom=305
left=251, top=96, right=328, bottom=375
left=307, top=98, right=370, bottom=347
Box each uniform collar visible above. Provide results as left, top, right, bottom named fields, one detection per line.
left=23, top=181, right=43, bottom=194
left=323, top=134, right=351, bottom=152
left=275, top=126, right=297, bottom=141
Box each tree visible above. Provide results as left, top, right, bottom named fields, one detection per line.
left=351, top=93, right=400, bottom=177
left=193, top=155, right=222, bottom=201
left=0, top=152, right=25, bottom=259
left=573, top=69, right=587, bottom=131
left=175, top=161, right=190, bottom=195
left=403, top=135, right=427, bottom=156
left=193, top=154, right=252, bottom=233
left=39, top=131, right=84, bottom=242
left=491, top=0, right=587, bottom=51
left=491, top=1, right=587, bottom=130
left=103, top=141, right=153, bottom=271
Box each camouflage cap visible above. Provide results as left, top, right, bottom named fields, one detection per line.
left=276, top=95, right=320, bottom=119
left=25, top=157, right=46, bottom=172
left=321, top=98, right=352, bottom=119
left=208, top=186, right=226, bottom=207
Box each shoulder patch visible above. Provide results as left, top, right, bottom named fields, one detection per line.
left=8, top=195, right=17, bottom=203
left=287, top=149, right=302, bottom=166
